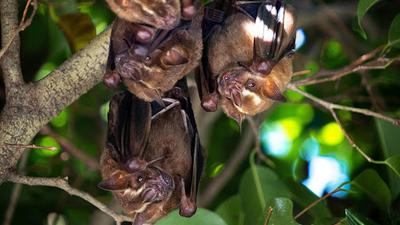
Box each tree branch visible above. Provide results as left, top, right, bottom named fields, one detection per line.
left=292, top=45, right=400, bottom=87
left=0, top=0, right=25, bottom=93
left=287, top=84, right=399, bottom=125
left=7, top=173, right=134, bottom=224
left=0, top=27, right=111, bottom=182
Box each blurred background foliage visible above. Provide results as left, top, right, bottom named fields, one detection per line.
left=0, top=0, right=400, bottom=225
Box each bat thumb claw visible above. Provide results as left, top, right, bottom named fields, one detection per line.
left=179, top=198, right=197, bottom=217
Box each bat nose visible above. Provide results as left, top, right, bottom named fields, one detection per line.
left=159, top=171, right=174, bottom=189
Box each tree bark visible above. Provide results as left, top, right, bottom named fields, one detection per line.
left=0, top=22, right=111, bottom=182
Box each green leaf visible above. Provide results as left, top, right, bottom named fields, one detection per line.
left=355, top=0, right=380, bottom=39
left=285, top=179, right=332, bottom=220
left=375, top=118, right=400, bottom=198
left=344, top=209, right=379, bottom=225
left=351, top=169, right=391, bottom=211
left=388, top=14, right=400, bottom=48
left=216, top=196, right=245, bottom=225
left=267, top=198, right=300, bottom=225
left=385, top=155, right=400, bottom=177
left=155, top=209, right=227, bottom=225
left=239, top=165, right=291, bottom=225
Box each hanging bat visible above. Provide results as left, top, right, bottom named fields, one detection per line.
left=103, top=12, right=203, bottom=102
left=106, top=0, right=198, bottom=29
left=197, top=0, right=296, bottom=124
left=99, top=80, right=204, bottom=225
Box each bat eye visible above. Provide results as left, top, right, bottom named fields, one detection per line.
left=246, top=79, right=256, bottom=90
left=137, top=175, right=144, bottom=184
left=222, top=72, right=230, bottom=81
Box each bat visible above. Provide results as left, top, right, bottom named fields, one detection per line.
left=99, top=79, right=205, bottom=225
left=103, top=12, right=203, bottom=102
left=196, top=0, right=296, bottom=124
left=106, top=0, right=198, bottom=29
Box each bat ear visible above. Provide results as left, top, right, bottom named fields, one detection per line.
left=98, top=171, right=129, bottom=191
left=262, top=79, right=286, bottom=102
left=160, top=46, right=189, bottom=67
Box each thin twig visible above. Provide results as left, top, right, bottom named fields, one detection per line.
left=7, top=173, right=134, bottom=224
left=0, top=0, right=37, bottom=60
left=263, top=207, right=273, bottom=225
left=330, top=109, right=382, bottom=164
left=295, top=183, right=347, bottom=220
left=288, top=84, right=399, bottom=126
left=292, top=46, right=400, bottom=86
left=40, top=126, right=99, bottom=170
left=293, top=70, right=311, bottom=77
left=2, top=152, right=30, bottom=225
left=0, top=143, right=57, bottom=151
left=288, top=84, right=396, bottom=165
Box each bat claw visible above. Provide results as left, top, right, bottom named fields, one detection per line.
left=181, top=0, right=197, bottom=19
left=201, top=93, right=218, bottom=112
left=103, top=71, right=121, bottom=89
left=179, top=179, right=197, bottom=217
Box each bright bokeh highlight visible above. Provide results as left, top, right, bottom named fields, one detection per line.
left=261, top=123, right=292, bottom=157
left=319, top=122, right=344, bottom=146
left=279, top=118, right=302, bottom=140
left=100, top=101, right=110, bottom=122
left=302, top=156, right=349, bottom=197
left=210, top=163, right=225, bottom=178
left=295, top=29, right=306, bottom=50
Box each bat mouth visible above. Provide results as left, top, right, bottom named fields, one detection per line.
left=141, top=167, right=174, bottom=203
left=218, top=71, right=244, bottom=108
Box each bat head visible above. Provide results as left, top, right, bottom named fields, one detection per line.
left=99, top=158, right=175, bottom=204
left=217, top=57, right=293, bottom=124
left=106, top=0, right=181, bottom=29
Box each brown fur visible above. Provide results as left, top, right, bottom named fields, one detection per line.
left=100, top=91, right=203, bottom=225
left=106, top=0, right=181, bottom=29
left=121, top=14, right=203, bottom=101
left=207, top=9, right=295, bottom=123
left=106, top=13, right=203, bottom=102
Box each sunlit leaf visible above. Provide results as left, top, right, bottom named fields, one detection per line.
left=355, top=0, right=380, bottom=39
left=58, top=13, right=96, bottom=52
left=388, top=14, right=400, bottom=48
left=344, top=209, right=379, bottom=225
left=239, top=163, right=291, bottom=225
left=351, top=169, right=391, bottom=211
left=155, top=209, right=227, bottom=225
left=267, top=198, right=300, bottom=225
left=216, top=195, right=245, bottom=225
